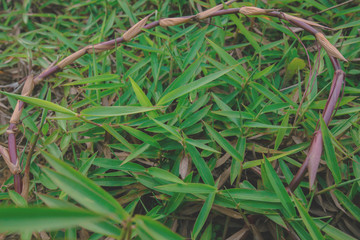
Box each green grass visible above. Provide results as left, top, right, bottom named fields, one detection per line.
left=0, top=0, right=359, bottom=239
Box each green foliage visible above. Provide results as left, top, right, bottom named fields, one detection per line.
left=0, top=0, right=359, bottom=239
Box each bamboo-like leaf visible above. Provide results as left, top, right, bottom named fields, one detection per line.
left=290, top=221, right=312, bottom=240
left=121, top=143, right=150, bottom=165
left=163, top=57, right=202, bottom=95
left=204, top=123, right=243, bottom=163
left=93, top=158, right=145, bottom=172
left=79, top=153, right=97, bottom=176
left=63, top=74, right=119, bottom=86
left=274, top=111, right=291, bottom=150
left=243, top=121, right=294, bottom=129
left=134, top=215, right=184, bottom=240
left=333, top=190, right=360, bottom=222
left=40, top=151, right=128, bottom=221
left=293, top=196, right=325, bottom=240
left=180, top=106, right=211, bottom=129
left=264, top=158, right=296, bottom=217
left=39, top=194, right=122, bottom=237
left=182, top=29, right=206, bottom=68
left=207, top=39, right=248, bottom=78
left=1, top=91, right=76, bottom=116
left=212, top=93, right=239, bottom=126
left=230, top=137, right=246, bottom=184
left=37, top=23, right=77, bottom=50
left=165, top=193, right=186, bottom=214
left=129, top=77, right=153, bottom=107
left=251, top=82, right=283, bottom=103
left=186, top=143, right=215, bottom=185
left=243, top=145, right=307, bottom=169
left=42, top=168, right=125, bottom=222
left=102, top=124, right=135, bottom=151
left=120, top=125, right=160, bottom=148
left=157, top=66, right=236, bottom=105
left=151, top=118, right=182, bottom=141
left=8, top=190, right=27, bottom=207
left=156, top=183, right=217, bottom=194
left=81, top=106, right=160, bottom=117
left=228, top=16, right=261, bottom=52
left=147, top=167, right=184, bottom=184
left=185, top=138, right=220, bottom=153
left=219, top=188, right=280, bottom=202
left=314, top=219, right=357, bottom=240
left=200, top=223, right=212, bottom=240
left=0, top=207, right=102, bottom=233
left=192, top=192, right=216, bottom=239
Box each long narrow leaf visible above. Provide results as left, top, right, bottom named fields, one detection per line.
left=0, top=207, right=102, bottom=232
left=156, top=183, right=217, bottom=194
left=333, top=190, right=360, bottom=222
left=39, top=194, right=122, bottom=237
left=1, top=91, right=76, bottom=116
left=81, top=106, right=160, bottom=117
left=264, top=158, right=296, bottom=217
left=293, top=196, right=325, bottom=240
left=120, top=125, right=160, bottom=148
left=134, top=215, right=184, bottom=240
left=40, top=151, right=128, bottom=220
left=158, top=66, right=237, bottom=105
left=192, top=192, right=216, bottom=239
left=186, top=143, right=215, bottom=186
left=63, top=74, right=119, bottom=86
left=204, top=123, right=243, bottom=163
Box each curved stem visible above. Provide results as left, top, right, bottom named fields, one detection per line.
left=288, top=57, right=345, bottom=191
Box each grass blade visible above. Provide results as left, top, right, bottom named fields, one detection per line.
left=314, top=219, right=357, bottom=240
left=207, top=38, right=248, bottom=78
left=0, top=207, right=102, bottom=232
left=264, top=158, right=296, bottom=217
left=63, top=74, right=119, bottom=86
left=40, top=151, right=128, bottom=221
left=333, top=190, right=360, bottom=222
left=120, top=125, right=160, bottom=148
left=102, top=124, right=135, bottom=151
left=158, top=66, right=236, bottom=105
left=156, top=183, right=217, bottom=194
left=81, top=106, right=160, bottom=117
left=129, top=76, right=153, bottom=107
left=147, top=167, right=184, bottom=184
left=1, top=91, right=76, bottom=116
left=204, top=123, right=243, bottom=163
left=192, top=192, right=216, bottom=239
left=39, top=194, right=122, bottom=237
left=186, top=143, right=215, bottom=186
left=293, top=196, right=325, bottom=240
left=134, top=215, right=184, bottom=240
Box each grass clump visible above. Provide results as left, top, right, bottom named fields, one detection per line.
left=0, top=0, right=359, bottom=239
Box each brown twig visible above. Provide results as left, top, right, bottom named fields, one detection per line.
left=22, top=130, right=41, bottom=201
left=288, top=57, right=345, bottom=191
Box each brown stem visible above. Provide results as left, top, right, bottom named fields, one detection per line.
left=7, top=124, right=22, bottom=193
left=288, top=57, right=345, bottom=191
left=22, top=131, right=41, bottom=200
